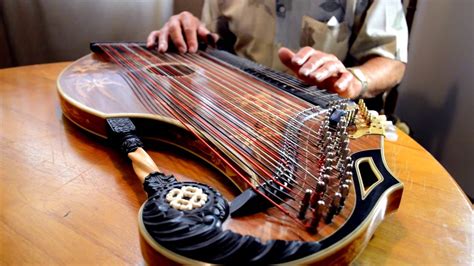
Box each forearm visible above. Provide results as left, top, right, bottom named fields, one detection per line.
left=357, top=57, right=406, bottom=98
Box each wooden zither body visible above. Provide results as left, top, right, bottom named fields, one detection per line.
left=57, top=43, right=403, bottom=264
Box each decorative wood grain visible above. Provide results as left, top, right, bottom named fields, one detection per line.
left=0, top=62, right=472, bottom=265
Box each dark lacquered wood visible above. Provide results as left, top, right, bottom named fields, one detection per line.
left=0, top=62, right=472, bottom=265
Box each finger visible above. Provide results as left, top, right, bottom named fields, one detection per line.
left=207, top=33, right=220, bottom=46
left=310, top=61, right=345, bottom=82
left=180, top=14, right=199, bottom=53
left=197, top=24, right=211, bottom=40
left=278, top=47, right=299, bottom=73
left=334, top=71, right=353, bottom=93
left=168, top=17, right=187, bottom=53
left=146, top=30, right=160, bottom=48
left=299, top=53, right=335, bottom=77
left=292, top=46, right=317, bottom=66
left=157, top=27, right=169, bottom=52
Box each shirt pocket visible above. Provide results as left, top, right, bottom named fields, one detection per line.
left=300, top=15, right=351, bottom=61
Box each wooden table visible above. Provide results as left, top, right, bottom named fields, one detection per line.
left=1, top=62, right=472, bottom=265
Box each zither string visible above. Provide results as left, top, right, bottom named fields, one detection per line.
left=127, top=45, right=339, bottom=201
left=106, top=44, right=344, bottom=210
left=103, top=44, right=344, bottom=206
left=98, top=44, right=343, bottom=216
left=97, top=44, right=301, bottom=217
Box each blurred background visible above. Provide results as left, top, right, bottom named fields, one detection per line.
left=0, top=0, right=472, bottom=201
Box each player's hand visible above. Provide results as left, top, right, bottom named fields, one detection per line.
left=146, top=11, right=218, bottom=53
left=278, top=46, right=363, bottom=98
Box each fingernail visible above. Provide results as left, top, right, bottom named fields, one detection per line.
left=302, top=69, right=311, bottom=77
left=337, top=84, right=347, bottom=92
left=315, top=72, right=326, bottom=81
left=292, top=56, right=303, bottom=65
left=179, top=47, right=186, bottom=54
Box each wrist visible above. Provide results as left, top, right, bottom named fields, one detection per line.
left=347, top=67, right=368, bottom=98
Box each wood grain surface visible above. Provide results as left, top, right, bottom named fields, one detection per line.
left=0, top=62, right=472, bottom=265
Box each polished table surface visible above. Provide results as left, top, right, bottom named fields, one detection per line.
left=0, top=62, right=472, bottom=265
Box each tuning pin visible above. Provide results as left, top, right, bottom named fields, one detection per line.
left=321, top=174, right=330, bottom=186
left=324, top=158, right=334, bottom=169
left=327, top=153, right=336, bottom=165
left=317, top=126, right=328, bottom=144
left=346, top=155, right=352, bottom=166
left=325, top=192, right=342, bottom=224
left=321, top=135, right=333, bottom=154
left=308, top=200, right=326, bottom=234
left=337, top=155, right=347, bottom=168
left=340, top=177, right=352, bottom=192
left=324, top=125, right=332, bottom=139
left=322, top=132, right=332, bottom=147
left=341, top=102, right=348, bottom=110
left=339, top=132, right=349, bottom=143
left=337, top=169, right=345, bottom=180
left=323, top=144, right=330, bottom=155
left=343, top=158, right=353, bottom=173
left=316, top=180, right=327, bottom=194
left=317, top=166, right=325, bottom=176
left=311, top=180, right=327, bottom=205
left=340, top=148, right=350, bottom=163
left=298, top=189, right=312, bottom=220
left=343, top=178, right=353, bottom=189
left=331, top=137, right=340, bottom=151
left=316, top=126, right=324, bottom=140
left=336, top=184, right=350, bottom=214
left=322, top=122, right=329, bottom=132
left=341, top=134, right=349, bottom=146
left=339, top=116, right=346, bottom=124
left=340, top=183, right=350, bottom=197
left=328, top=151, right=336, bottom=158
left=338, top=118, right=347, bottom=134
left=318, top=166, right=329, bottom=178
left=345, top=170, right=353, bottom=181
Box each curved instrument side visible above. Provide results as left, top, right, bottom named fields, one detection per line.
left=136, top=147, right=403, bottom=265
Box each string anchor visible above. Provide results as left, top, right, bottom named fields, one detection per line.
left=298, top=189, right=312, bottom=220
left=325, top=192, right=342, bottom=224
left=308, top=200, right=326, bottom=234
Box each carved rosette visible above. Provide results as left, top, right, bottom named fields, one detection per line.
left=141, top=173, right=321, bottom=264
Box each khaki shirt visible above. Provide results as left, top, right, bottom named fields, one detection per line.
left=202, top=0, right=408, bottom=72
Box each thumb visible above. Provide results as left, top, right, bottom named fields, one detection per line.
left=278, top=47, right=298, bottom=72
left=197, top=25, right=219, bottom=47
left=197, top=24, right=211, bottom=39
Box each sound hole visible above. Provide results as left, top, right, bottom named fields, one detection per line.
left=146, top=63, right=194, bottom=77
left=358, top=160, right=379, bottom=190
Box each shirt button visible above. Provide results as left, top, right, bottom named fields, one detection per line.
left=276, top=4, right=286, bottom=17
